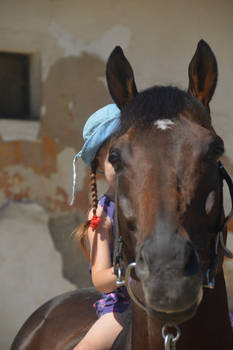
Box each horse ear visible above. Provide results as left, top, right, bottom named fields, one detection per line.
left=106, top=46, right=138, bottom=109
left=188, top=40, right=218, bottom=109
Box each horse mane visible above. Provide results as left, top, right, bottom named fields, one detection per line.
left=119, top=85, right=209, bottom=132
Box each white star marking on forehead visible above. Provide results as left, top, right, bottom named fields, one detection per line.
left=153, top=119, right=175, bottom=130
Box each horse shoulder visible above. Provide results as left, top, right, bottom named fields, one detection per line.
left=11, top=288, right=99, bottom=350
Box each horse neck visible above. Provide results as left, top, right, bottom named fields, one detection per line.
left=131, top=271, right=233, bottom=350
left=180, top=270, right=233, bottom=349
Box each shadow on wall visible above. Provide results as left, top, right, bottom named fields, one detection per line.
left=40, top=52, right=112, bottom=153
left=49, top=212, right=92, bottom=287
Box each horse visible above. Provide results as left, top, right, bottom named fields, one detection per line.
left=10, top=40, right=233, bottom=350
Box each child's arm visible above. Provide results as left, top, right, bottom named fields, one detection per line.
left=88, top=205, right=117, bottom=293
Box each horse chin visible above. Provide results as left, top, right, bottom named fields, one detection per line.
left=147, top=301, right=198, bottom=326
left=147, top=288, right=203, bottom=326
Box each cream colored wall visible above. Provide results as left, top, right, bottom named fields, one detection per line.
left=0, top=1, right=232, bottom=349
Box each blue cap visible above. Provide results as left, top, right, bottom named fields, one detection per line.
left=78, top=104, right=121, bottom=168
left=70, top=104, right=121, bottom=205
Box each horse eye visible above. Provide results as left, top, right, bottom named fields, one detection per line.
left=108, top=148, right=122, bottom=170
left=127, top=219, right=136, bottom=232
left=207, top=136, right=225, bottom=160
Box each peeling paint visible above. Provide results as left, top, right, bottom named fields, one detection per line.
left=0, top=120, right=40, bottom=142
left=0, top=51, right=112, bottom=214
left=45, top=21, right=131, bottom=81
left=0, top=147, right=89, bottom=213
left=0, top=136, right=57, bottom=177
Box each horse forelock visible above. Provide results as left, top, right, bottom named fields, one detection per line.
left=119, top=85, right=210, bottom=133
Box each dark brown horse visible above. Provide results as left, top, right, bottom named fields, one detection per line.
left=11, top=40, right=233, bottom=350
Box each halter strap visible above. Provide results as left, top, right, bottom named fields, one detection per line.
left=203, top=161, right=233, bottom=288
left=218, top=161, right=233, bottom=234
left=113, top=176, right=125, bottom=283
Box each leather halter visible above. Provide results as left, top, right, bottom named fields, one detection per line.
left=203, top=161, right=233, bottom=288
left=113, top=161, right=233, bottom=290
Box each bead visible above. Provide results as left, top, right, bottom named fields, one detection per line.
left=90, top=215, right=102, bottom=230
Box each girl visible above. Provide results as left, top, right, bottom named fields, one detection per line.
left=71, top=104, right=130, bottom=350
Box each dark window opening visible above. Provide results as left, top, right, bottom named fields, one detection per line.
left=0, top=52, right=39, bottom=120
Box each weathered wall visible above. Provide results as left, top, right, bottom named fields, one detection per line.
left=0, top=202, right=74, bottom=350
left=0, top=1, right=232, bottom=349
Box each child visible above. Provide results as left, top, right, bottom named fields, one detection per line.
left=71, top=104, right=130, bottom=350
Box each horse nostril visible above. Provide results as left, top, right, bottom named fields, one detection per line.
left=136, top=247, right=150, bottom=280
left=183, top=243, right=200, bottom=277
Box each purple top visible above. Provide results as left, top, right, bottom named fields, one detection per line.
left=92, top=194, right=130, bottom=318
left=99, top=194, right=115, bottom=225
left=98, top=194, right=116, bottom=258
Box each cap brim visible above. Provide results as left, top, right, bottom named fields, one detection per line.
left=80, top=117, right=121, bottom=168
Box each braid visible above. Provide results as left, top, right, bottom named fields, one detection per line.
left=74, top=159, right=100, bottom=259
left=90, top=159, right=98, bottom=215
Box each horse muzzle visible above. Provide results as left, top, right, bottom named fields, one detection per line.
left=134, top=233, right=203, bottom=325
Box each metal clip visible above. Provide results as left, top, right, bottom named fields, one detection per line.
left=165, top=334, right=176, bottom=350
left=162, top=325, right=181, bottom=350
left=115, top=265, right=125, bottom=287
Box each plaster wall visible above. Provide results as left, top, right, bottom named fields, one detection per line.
left=0, top=1, right=232, bottom=348
left=0, top=202, right=74, bottom=350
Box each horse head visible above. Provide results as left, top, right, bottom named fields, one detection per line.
left=106, top=41, right=231, bottom=326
